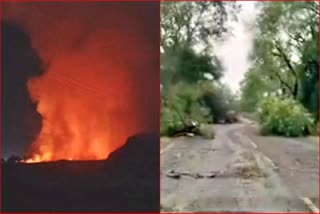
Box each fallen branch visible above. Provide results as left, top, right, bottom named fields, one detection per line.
left=172, top=125, right=199, bottom=137
left=165, top=169, right=218, bottom=179
left=300, top=197, right=319, bottom=213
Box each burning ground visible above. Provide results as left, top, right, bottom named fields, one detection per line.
left=1, top=1, right=159, bottom=212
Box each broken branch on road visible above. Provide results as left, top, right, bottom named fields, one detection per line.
left=165, top=169, right=219, bottom=179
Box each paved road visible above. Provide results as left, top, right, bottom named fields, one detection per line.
left=161, top=122, right=319, bottom=212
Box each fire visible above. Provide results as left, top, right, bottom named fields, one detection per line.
left=23, top=155, right=44, bottom=163
left=3, top=2, right=159, bottom=163
left=24, top=154, right=73, bottom=163
left=23, top=154, right=73, bottom=163
left=25, top=54, right=142, bottom=162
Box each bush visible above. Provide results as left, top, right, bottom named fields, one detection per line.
left=257, top=97, right=314, bottom=137
left=161, top=83, right=211, bottom=136
left=161, top=107, right=185, bottom=136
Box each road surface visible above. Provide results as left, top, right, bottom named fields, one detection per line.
left=161, top=121, right=319, bottom=212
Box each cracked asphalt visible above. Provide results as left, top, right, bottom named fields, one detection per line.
left=161, top=121, right=319, bottom=212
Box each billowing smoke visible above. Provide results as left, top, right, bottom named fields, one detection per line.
left=2, top=2, right=159, bottom=162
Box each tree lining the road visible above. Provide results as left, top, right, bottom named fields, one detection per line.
left=161, top=2, right=240, bottom=137
left=241, top=2, right=318, bottom=115
left=240, top=2, right=319, bottom=136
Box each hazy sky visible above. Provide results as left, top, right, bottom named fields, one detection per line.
left=217, top=2, right=258, bottom=93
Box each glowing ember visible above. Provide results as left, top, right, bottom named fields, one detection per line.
left=23, top=155, right=43, bottom=163
left=23, top=154, right=73, bottom=163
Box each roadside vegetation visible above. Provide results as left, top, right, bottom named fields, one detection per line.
left=161, top=2, right=240, bottom=138
left=161, top=2, right=319, bottom=139
left=240, top=2, right=319, bottom=137
left=258, top=97, right=314, bottom=137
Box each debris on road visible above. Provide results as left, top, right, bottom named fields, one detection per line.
left=226, top=150, right=266, bottom=179
left=262, top=155, right=279, bottom=171
left=172, top=125, right=199, bottom=137
left=165, top=170, right=182, bottom=179
left=164, top=149, right=266, bottom=180
left=186, top=133, right=195, bottom=137
left=300, top=197, right=319, bottom=213
left=160, top=204, right=181, bottom=212
left=161, top=123, right=318, bottom=212
left=165, top=169, right=218, bottom=179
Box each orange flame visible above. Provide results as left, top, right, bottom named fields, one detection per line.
left=25, top=54, right=143, bottom=162
left=3, top=2, right=159, bottom=163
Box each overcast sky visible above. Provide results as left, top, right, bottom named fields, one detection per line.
left=216, top=2, right=258, bottom=93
